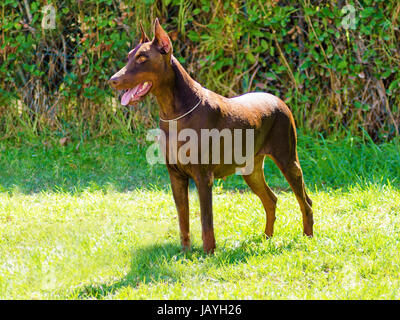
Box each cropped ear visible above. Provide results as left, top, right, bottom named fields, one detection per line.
left=139, top=22, right=150, bottom=43
left=152, top=18, right=172, bottom=54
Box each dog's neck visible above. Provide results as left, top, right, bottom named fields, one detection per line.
left=153, top=56, right=202, bottom=120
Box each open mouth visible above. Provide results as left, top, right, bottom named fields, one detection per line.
left=121, top=81, right=152, bottom=106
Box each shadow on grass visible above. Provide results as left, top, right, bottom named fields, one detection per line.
left=0, top=135, right=400, bottom=194
left=77, top=236, right=300, bottom=299
left=1, top=135, right=399, bottom=194
left=77, top=243, right=184, bottom=299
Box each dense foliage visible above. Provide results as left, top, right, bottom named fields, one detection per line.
left=1, top=0, right=399, bottom=141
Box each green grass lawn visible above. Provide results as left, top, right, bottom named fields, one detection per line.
left=0, top=133, right=399, bottom=299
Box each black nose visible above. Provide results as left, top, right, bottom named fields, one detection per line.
left=108, top=77, right=120, bottom=88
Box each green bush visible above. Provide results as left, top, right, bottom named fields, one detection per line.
left=1, top=0, right=399, bottom=141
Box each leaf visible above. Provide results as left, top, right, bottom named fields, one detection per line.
left=187, top=31, right=200, bottom=42
left=338, top=60, right=347, bottom=69
left=261, top=39, right=268, bottom=50
left=246, top=51, right=256, bottom=64
left=361, top=7, right=375, bottom=18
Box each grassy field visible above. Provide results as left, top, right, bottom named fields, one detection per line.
left=0, top=133, right=399, bottom=299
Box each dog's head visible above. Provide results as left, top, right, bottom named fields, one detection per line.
left=108, top=18, right=173, bottom=106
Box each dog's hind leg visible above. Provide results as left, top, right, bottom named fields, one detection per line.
left=265, top=115, right=314, bottom=236
left=243, top=155, right=277, bottom=237
left=272, top=157, right=314, bottom=236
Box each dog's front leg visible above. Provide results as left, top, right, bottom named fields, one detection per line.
left=194, top=173, right=216, bottom=254
left=169, top=171, right=190, bottom=251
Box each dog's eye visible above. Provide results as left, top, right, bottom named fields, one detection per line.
left=136, top=55, right=147, bottom=64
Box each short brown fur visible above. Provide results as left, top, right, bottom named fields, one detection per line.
left=109, top=19, right=314, bottom=253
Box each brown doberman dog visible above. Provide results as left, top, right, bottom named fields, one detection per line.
left=109, top=19, right=314, bottom=253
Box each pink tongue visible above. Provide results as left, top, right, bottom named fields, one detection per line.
left=121, top=85, right=140, bottom=105
left=121, top=88, right=133, bottom=106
